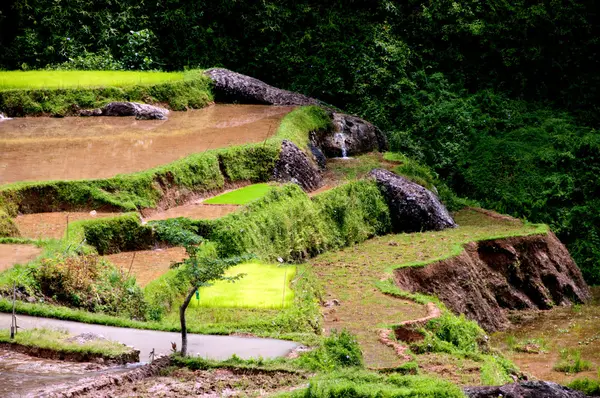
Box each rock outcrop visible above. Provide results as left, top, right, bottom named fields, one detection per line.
left=80, top=102, right=169, bottom=120
left=273, top=140, right=323, bottom=192
left=369, top=168, right=456, bottom=233
left=205, top=68, right=321, bottom=106
left=313, top=113, right=388, bottom=157
left=464, top=381, right=595, bottom=398
left=395, top=232, right=591, bottom=331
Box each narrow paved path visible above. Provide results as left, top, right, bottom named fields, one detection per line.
left=0, top=314, right=299, bottom=361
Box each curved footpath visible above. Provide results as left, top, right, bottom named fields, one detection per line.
left=0, top=313, right=299, bottom=361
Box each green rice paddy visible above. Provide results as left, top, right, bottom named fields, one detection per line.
left=203, top=183, right=273, bottom=205
left=189, top=262, right=296, bottom=309
left=0, top=71, right=185, bottom=90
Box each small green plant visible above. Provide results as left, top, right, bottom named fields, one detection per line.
left=505, top=336, right=548, bottom=354
left=296, top=329, right=364, bottom=371
left=568, top=372, right=600, bottom=396
left=553, top=349, right=593, bottom=373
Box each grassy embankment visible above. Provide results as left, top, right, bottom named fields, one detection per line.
left=0, top=70, right=212, bottom=117
left=0, top=327, right=133, bottom=359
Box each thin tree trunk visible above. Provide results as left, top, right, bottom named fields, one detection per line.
left=179, top=286, right=198, bottom=357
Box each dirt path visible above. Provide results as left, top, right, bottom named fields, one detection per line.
left=0, top=244, right=42, bottom=271
left=0, top=314, right=299, bottom=362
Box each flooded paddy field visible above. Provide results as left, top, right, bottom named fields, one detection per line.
left=103, top=247, right=187, bottom=287
left=492, top=287, right=600, bottom=384
left=0, top=105, right=292, bottom=184
left=144, top=203, right=239, bottom=222
left=0, top=244, right=42, bottom=271
left=0, top=348, right=130, bottom=398
left=14, top=211, right=118, bottom=240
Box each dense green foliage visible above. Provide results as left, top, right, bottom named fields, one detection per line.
left=568, top=377, right=600, bottom=396
left=84, top=213, right=153, bottom=255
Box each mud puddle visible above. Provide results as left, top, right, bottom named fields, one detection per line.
left=491, top=287, right=600, bottom=384
left=0, top=349, right=130, bottom=398
left=103, top=247, right=187, bottom=286
left=0, top=244, right=42, bottom=271
left=0, top=105, right=292, bottom=184
left=144, top=204, right=239, bottom=222
left=15, top=211, right=118, bottom=240
left=75, top=367, right=306, bottom=398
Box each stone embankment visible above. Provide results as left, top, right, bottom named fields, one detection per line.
left=80, top=102, right=169, bottom=120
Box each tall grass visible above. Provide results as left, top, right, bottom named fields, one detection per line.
left=0, top=71, right=184, bottom=90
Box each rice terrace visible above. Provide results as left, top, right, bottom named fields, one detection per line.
left=0, top=2, right=599, bottom=397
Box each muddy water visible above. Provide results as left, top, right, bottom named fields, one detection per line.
left=0, top=349, right=131, bottom=398
left=103, top=247, right=187, bottom=287
left=0, top=244, right=42, bottom=271
left=492, top=287, right=600, bottom=384
left=15, top=211, right=118, bottom=240
left=0, top=105, right=292, bottom=184
left=144, top=204, right=239, bottom=222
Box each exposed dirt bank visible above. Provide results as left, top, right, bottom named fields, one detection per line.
left=0, top=244, right=42, bottom=271
left=143, top=204, right=238, bottom=222
left=395, top=232, right=591, bottom=332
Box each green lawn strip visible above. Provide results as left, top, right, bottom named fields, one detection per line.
left=189, top=262, right=295, bottom=309
left=0, top=69, right=211, bottom=117
left=0, top=327, right=131, bottom=358
left=0, top=237, right=47, bottom=246
left=203, top=184, right=274, bottom=205
left=0, top=71, right=185, bottom=90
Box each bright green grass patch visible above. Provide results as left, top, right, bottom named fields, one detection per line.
left=203, top=184, right=274, bottom=205
left=0, top=327, right=131, bottom=357
left=0, top=71, right=184, bottom=90
left=189, top=262, right=296, bottom=309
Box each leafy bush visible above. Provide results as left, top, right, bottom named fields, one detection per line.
left=296, top=330, right=363, bottom=371
left=33, top=254, right=146, bottom=319
left=411, top=312, right=486, bottom=355
left=149, top=217, right=203, bottom=247
left=83, top=214, right=154, bottom=255
left=568, top=377, right=600, bottom=396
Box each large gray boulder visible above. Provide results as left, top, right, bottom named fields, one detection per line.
left=369, top=168, right=456, bottom=232
left=464, top=381, right=595, bottom=398
left=314, top=113, right=388, bottom=157
left=273, top=140, right=323, bottom=192
left=80, top=102, right=169, bottom=120
left=205, top=68, right=320, bottom=106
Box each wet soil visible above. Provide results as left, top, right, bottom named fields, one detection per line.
left=15, top=211, right=118, bottom=240
left=103, top=247, right=187, bottom=287
left=0, top=105, right=292, bottom=184
left=491, top=287, right=600, bottom=385
left=144, top=204, right=239, bottom=222
left=0, top=244, right=42, bottom=271
left=76, top=367, right=306, bottom=398
left=0, top=348, right=122, bottom=398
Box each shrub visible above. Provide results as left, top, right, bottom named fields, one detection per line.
left=32, top=254, right=146, bottom=319
left=296, top=330, right=363, bottom=371
left=553, top=349, right=593, bottom=374
left=568, top=377, right=600, bottom=396
left=83, top=213, right=154, bottom=255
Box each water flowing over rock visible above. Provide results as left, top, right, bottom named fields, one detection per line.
left=273, top=140, right=323, bottom=192
left=80, top=102, right=169, bottom=120
left=395, top=232, right=591, bottom=331
left=369, top=168, right=456, bottom=233
left=205, top=68, right=321, bottom=105
left=313, top=113, right=388, bottom=157
left=0, top=112, right=12, bottom=121
left=464, top=381, right=594, bottom=398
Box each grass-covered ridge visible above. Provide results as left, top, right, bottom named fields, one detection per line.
left=0, top=70, right=185, bottom=90
left=0, top=69, right=212, bottom=117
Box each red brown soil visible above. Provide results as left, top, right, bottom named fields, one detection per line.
left=394, top=232, right=591, bottom=332
left=144, top=204, right=239, bottom=222
left=0, top=105, right=292, bottom=184
left=103, top=247, right=187, bottom=286
left=0, top=244, right=42, bottom=271
left=14, top=211, right=117, bottom=240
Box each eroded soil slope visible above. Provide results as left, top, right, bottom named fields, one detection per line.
left=395, top=232, right=591, bottom=331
